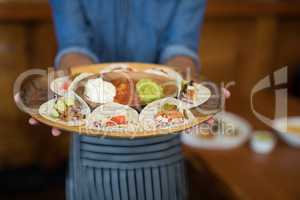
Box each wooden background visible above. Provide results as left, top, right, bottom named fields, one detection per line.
left=0, top=0, right=300, bottom=169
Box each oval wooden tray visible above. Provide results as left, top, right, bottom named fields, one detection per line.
left=23, top=63, right=221, bottom=138
left=31, top=113, right=213, bottom=138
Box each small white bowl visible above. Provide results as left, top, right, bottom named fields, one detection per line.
left=272, top=117, right=300, bottom=148
left=250, top=131, right=276, bottom=154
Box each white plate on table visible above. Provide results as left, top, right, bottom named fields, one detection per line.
left=272, top=117, right=300, bottom=148
left=181, top=112, right=252, bottom=150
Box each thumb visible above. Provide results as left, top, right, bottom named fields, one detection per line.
left=28, top=118, right=39, bottom=125
left=51, top=128, right=62, bottom=136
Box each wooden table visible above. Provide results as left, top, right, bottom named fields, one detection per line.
left=184, top=91, right=300, bottom=200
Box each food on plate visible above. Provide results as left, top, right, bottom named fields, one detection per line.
left=145, top=67, right=183, bottom=97
left=180, top=80, right=197, bottom=103
left=84, top=77, right=116, bottom=104
left=197, top=127, right=215, bottom=139
left=39, top=92, right=90, bottom=126
left=136, top=79, right=163, bottom=104
left=219, top=120, right=239, bottom=137
left=182, top=112, right=251, bottom=150
left=179, top=80, right=211, bottom=108
left=155, top=103, right=186, bottom=124
left=272, top=117, right=300, bottom=147
left=287, top=125, right=300, bottom=135
left=88, top=102, right=139, bottom=131
left=196, top=118, right=240, bottom=140
left=69, top=72, right=94, bottom=91
left=50, top=76, right=72, bottom=96
left=250, top=131, right=276, bottom=154
left=51, top=73, right=94, bottom=96
left=139, top=97, right=195, bottom=129
left=111, top=79, right=138, bottom=105
left=100, top=64, right=136, bottom=73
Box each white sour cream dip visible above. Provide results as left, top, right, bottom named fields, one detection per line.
left=84, top=78, right=116, bottom=103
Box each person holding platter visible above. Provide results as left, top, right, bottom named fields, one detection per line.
left=29, top=1, right=229, bottom=200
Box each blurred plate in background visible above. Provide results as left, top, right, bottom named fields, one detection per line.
left=272, top=117, right=300, bottom=148
left=182, top=112, right=252, bottom=150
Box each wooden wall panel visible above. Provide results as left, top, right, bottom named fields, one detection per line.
left=27, top=22, right=56, bottom=68
left=200, top=18, right=255, bottom=83
left=0, top=25, right=37, bottom=168
left=237, top=16, right=278, bottom=97
left=276, top=19, right=300, bottom=69
left=0, top=23, right=68, bottom=169
left=200, top=16, right=300, bottom=98
left=0, top=25, right=27, bottom=121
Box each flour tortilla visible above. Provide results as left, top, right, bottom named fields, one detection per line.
left=179, top=83, right=211, bottom=109
left=69, top=72, right=94, bottom=91
left=50, top=73, right=94, bottom=96
left=144, top=67, right=183, bottom=97
left=50, top=76, right=71, bottom=96
left=139, top=97, right=195, bottom=130
left=39, top=91, right=91, bottom=126
left=87, top=102, right=140, bottom=132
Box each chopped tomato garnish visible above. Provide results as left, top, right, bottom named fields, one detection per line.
left=111, top=115, right=127, bottom=124
left=62, top=81, right=71, bottom=90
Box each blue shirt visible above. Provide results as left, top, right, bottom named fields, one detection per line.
left=50, top=0, right=206, bottom=67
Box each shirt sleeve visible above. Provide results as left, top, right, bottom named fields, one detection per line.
left=159, top=0, right=206, bottom=67
left=49, top=0, right=99, bottom=67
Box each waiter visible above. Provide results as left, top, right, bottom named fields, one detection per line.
left=31, top=0, right=207, bottom=199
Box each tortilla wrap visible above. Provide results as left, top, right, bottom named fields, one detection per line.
left=50, top=73, right=94, bottom=96
left=87, top=102, right=140, bottom=132
left=139, top=97, right=195, bottom=130
left=179, top=83, right=211, bottom=109
left=69, top=72, right=94, bottom=91
left=39, top=91, right=91, bottom=126
left=50, top=76, right=71, bottom=96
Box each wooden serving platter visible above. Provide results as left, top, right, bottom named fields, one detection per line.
left=19, top=63, right=221, bottom=138
left=70, top=62, right=169, bottom=75
left=30, top=113, right=212, bottom=138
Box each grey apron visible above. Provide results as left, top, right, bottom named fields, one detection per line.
left=66, top=134, right=187, bottom=200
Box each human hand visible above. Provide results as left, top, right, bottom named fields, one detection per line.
left=28, top=118, right=62, bottom=136
left=17, top=76, right=61, bottom=136
left=165, top=55, right=231, bottom=98
left=165, top=56, right=197, bottom=79
left=59, top=52, right=95, bottom=71
left=28, top=53, right=95, bottom=136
